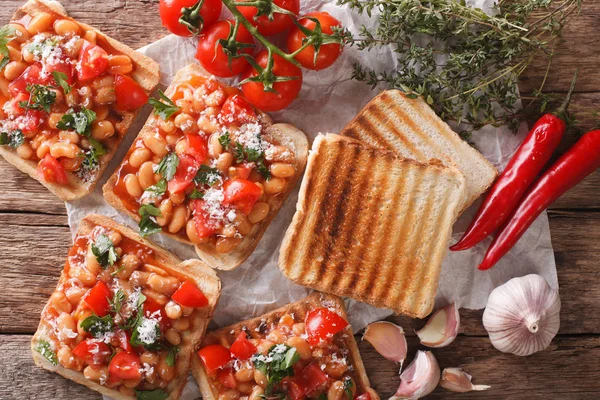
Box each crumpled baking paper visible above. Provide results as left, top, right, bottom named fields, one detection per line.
left=61, top=0, right=557, bottom=397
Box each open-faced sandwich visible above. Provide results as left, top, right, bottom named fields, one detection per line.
left=0, top=0, right=159, bottom=200
left=192, top=292, right=379, bottom=400
left=103, top=63, right=309, bottom=270
left=31, top=214, right=221, bottom=399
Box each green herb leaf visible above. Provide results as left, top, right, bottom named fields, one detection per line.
left=109, top=289, right=126, bottom=314
left=80, top=137, right=107, bottom=173
left=156, top=152, right=179, bottom=181
left=255, top=159, right=271, bottom=180
left=145, top=178, right=167, bottom=197
left=233, top=142, right=245, bottom=163
left=57, top=107, right=97, bottom=136
left=149, top=90, right=180, bottom=120
left=19, top=84, right=56, bottom=113
left=343, top=377, right=354, bottom=399
left=0, top=25, right=16, bottom=70
left=27, top=37, right=58, bottom=58
left=138, top=204, right=162, bottom=237
left=80, top=314, right=114, bottom=337
left=218, top=132, right=231, bottom=148
left=0, top=129, right=24, bottom=148
left=91, top=234, right=119, bottom=269
left=34, top=340, right=58, bottom=366
left=130, top=315, right=161, bottom=349
left=166, top=346, right=179, bottom=367
left=252, top=344, right=300, bottom=395
left=134, top=389, right=169, bottom=400
left=119, top=291, right=146, bottom=331
left=193, top=165, right=221, bottom=186
left=52, top=71, right=72, bottom=94
left=188, top=188, right=204, bottom=199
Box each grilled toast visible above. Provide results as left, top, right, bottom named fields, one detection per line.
left=341, top=90, right=497, bottom=211
left=279, top=134, right=466, bottom=318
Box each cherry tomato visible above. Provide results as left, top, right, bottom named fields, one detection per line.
left=114, top=74, right=148, bottom=111
left=143, top=298, right=171, bottom=330
left=354, top=393, right=372, bottom=400
left=237, top=0, right=299, bottom=36
left=84, top=281, right=112, bottom=317
left=72, top=339, right=111, bottom=368
left=77, top=40, right=109, bottom=81
left=184, top=133, right=208, bottom=163
left=115, top=329, right=133, bottom=353
left=241, top=51, right=302, bottom=112
left=229, top=332, right=257, bottom=361
left=8, top=64, right=45, bottom=96
left=159, top=0, right=222, bottom=37
left=171, top=281, right=209, bottom=308
left=195, top=20, right=254, bottom=78
left=45, top=58, right=75, bottom=85
left=236, top=162, right=254, bottom=180
left=305, top=307, right=348, bottom=345
left=300, top=363, right=329, bottom=395
left=20, top=110, right=45, bottom=134
left=168, top=154, right=199, bottom=194
left=217, top=368, right=237, bottom=388
left=288, top=379, right=306, bottom=400
left=222, top=178, right=262, bottom=215
left=37, top=154, right=68, bottom=185
left=218, top=94, right=257, bottom=126
left=191, top=199, right=218, bottom=238
left=287, top=12, right=343, bottom=70
left=198, top=344, right=232, bottom=374
left=108, top=352, right=142, bottom=380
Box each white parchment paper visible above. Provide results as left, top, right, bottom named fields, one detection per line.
left=61, top=0, right=557, bottom=397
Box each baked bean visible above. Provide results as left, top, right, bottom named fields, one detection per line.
left=162, top=135, right=177, bottom=148
left=92, top=105, right=109, bottom=121
left=58, top=130, right=79, bottom=144
left=186, top=219, right=206, bottom=244
left=76, top=310, right=92, bottom=335
left=91, top=75, right=113, bottom=90
left=205, top=88, right=225, bottom=106
left=215, top=237, right=242, bottom=253
left=124, top=174, right=143, bottom=198
left=56, top=313, right=78, bottom=344
left=4, top=61, right=27, bottom=80
left=168, top=205, right=188, bottom=233
left=257, top=340, right=274, bottom=355
left=238, top=383, right=254, bottom=395
left=254, top=369, right=268, bottom=387
left=176, top=98, right=194, bottom=115
left=165, top=328, right=181, bottom=346
left=234, top=214, right=252, bottom=235
left=85, top=245, right=102, bottom=274
left=108, top=54, right=133, bottom=75
left=208, top=133, right=223, bottom=157
left=325, top=360, right=348, bottom=378
left=27, top=12, right=53, bottom=35
left=8, top=23, right=29, bottom=43
left=234, top=367, right=254, bottom=382
left=216, top=152, right=233, bottom=172
left=91, top=120, right=115, bottom=140
left=138, top=161, right=158, bottom=189
left=54, top=19, right=80, bottom=36
left=158, top=352, right=175, bottom=381
left=266, top=329, right=286, bottom=344
left=140, top=264, right=167, bottom=277
left=174, top=138, right=188, bottom=155
left=174, top=113, right=196, bottom=133
left=158, top=118, right=176, bottom=133
left=170, top=191, right=186, bottom=205
left=165, top=300, right=183, bottom=320
left=50, top=86, right=63, bottom=104
left=292, top=322, right=305, bottom=336
left=65, top=285, right=87, bottom=306
left=0, top=76, right=9, bottom=97
left=148, top=274, right=179, bottom=295
left=182, top=306, right=194, bottom=317
left=140, top=351, right=159, bottom=365
left=143, top=288, right=169, bottom=305
left=287, top=336, right=312, bottom=361
left=129, top=147, right=152, bottom=168
left=248, top=202, right=270, bottom=224
left=130, top=271, right=150, bottom=287
left=228, top=166, right=239, bottom=179
left=197, top=114, right=219, bottom=134
left=143, top=132, right=168, bottom=157
left=36, top=141, right=54, bottom=159
left=57, top=346, right=82, bottom=370
left=218, top=391, right=240, bottom=400
left=124, top=377, right=143, bottom=388
left=95, top=86, right=116, bottom=104
left=270, top=163, right=295, bottom=178
left=264, top=177, right=285, bottom=194
left=83, top=29, right=97, bottom=44
left=172, top=317, right=190, bottom=331
left=249, top=386, right=265, bottom=400
left=83, top=365, right=108, bottom=382
left=156, top=199, right=173, bottom=227
left=118, top=386, right=135, bottom=396
left=65, top=88, right=79, bottom=107
left=50, top=291, right=72, bottom=314
left=8, top=46, right=21, bottom=62
left=105, top=378, right=122, bottom=388
left=70, top=265, right=97, bottom=286
left=328, top=381, right=344, bottom=400
left=16, top=143, right=33, bottom=159
left=107, top=231, right=122, bottom=246
left=21, top=46, right=34, bottom=63
left=78, top=86, right=93, bottom=108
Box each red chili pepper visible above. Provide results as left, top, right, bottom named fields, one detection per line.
left=479, top=129, right=600, bottom=270
left=450, top=72, right=579, bottom=251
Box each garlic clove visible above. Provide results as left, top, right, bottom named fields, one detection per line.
left=362, top=321, right=407, bottom=366
left=415, top=303, right=460, bottom=348
left=440, top=368, right=491, bottom=393
left=483, top=274, right=561, bottom=356
left=391, top=350, right=440, bottom=400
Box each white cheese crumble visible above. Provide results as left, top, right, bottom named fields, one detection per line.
left=136, top=310, right=162, bottom=345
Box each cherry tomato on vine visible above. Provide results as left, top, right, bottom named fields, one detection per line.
left=287, top=12, right=343, bottom=70
left=195, top=20, right=255, bottom=78
left=241, top=51, right=302, bottom=112
left=237, top=0, right=300, bottom=36
left=159, top=0, right=222, bottom=36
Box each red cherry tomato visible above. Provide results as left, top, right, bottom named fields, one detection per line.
left=217, top=368, right=237, bottom=388
left=37, top=154, right=68, bottom=185
left=159, top=0, right=222, bottom=37
left=287, top=12, right=343, bottom=70
left=184, top=133, right=209, bottom=163
left=45, top=58, right=75, bottom=86
left=241, top=51, right=302, bottom=112
left=168, top=154, right=200, bottom=194
left=72, top=339, right=111, bottom=368
left=114, top=74, right=148, bottom=111
left=171, top=281, right=209, bottom=308
left=237, top=0, right=299, bottom=36
left=236, top=162, right=254, bottom=180
left=305, top=307, right=348, bottom=345
left=191, top=199, right=218, bottom=238
left=84, top=281, right=112, bottom=317
left=219, top=94, right=257, bottom=126
left=354, top=393, right=372, bottom=400
left=115, top=329, right=133, bottom=353
left=8, top=64, right=45, bottom=96
left=21, top=110, right=45, bottom=133
left=229, top=332, right=257, bottom=361
left=288, top=379, right=306, bottom=400
left=108, top=352, right=142, bottom=380
left=222, top=178, right=262, bottom=215
left=195, top=20, right=254, bottom=78
left=198, top=344, right=232, bottom=374
left=143, top=298, right=171, bottom=330
left=301, top=363, right=329, bottom=395
left=78, top=40, right=109, bottom=81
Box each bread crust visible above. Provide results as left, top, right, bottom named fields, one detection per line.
left=103, top=63, right=309, bottom=271
left=0, top=0, right=160, bottom=201
left=191, top=292, right=379, bottom=400
left=31, top=214, right=221, bottom=400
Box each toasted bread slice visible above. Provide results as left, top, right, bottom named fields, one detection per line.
left=0, top=0, right=159, bottom=201
left=279, top=134, right=466, bottom=318
left=31, top=214, right=221, bottom=400
left=103, top=63, right=309, bottom=271
left=192, top=292, right=379, bottom=400
left=341, top=90, right=497, bottom=211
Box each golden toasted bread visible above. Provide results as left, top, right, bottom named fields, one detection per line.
left=279, top=134, right=466, bottom=318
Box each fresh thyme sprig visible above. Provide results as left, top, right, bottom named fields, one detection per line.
left=339, top=0, right=582, bottom=137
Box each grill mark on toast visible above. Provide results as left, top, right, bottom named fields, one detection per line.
left=345, top=112, right=391, bottom=150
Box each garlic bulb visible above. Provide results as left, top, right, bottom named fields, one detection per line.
left=363, top=321, right=407, bottom=367
left=483, top=274, right=560, bottom=356
left=440, top=368, right=490, bottom=393
left=391, top=351, right=440, bottom=399
left=416, top=303, right=460, bottom=348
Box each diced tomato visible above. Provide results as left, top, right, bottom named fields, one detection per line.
left=229, top=332, right=257, bottom=361
left=197, top=344, right=232, bottom=374
left=78, top=41, right=109, bottom=81
left=72, top=339, right=111, bottom=369
left=354, top=393, right=372, bottom=400
left=301, top=363, right=329, bottom=395
left=219, top=94, right=257, bottom=126
left=190, top=199, right=218, bottom=238
left=305, top=308, right=349, bottom=345
left=45, top=59, right=75, bottom=85
left=21, top=110, right=45, bottom=133
left=115, top=329, right=133, bottom=352
left=288, top=379, right=306, bottom=400
left=237, top=163, right=253, bottom=180
left=84, top=281, right=112, bottom=317
left=114, top=74, right=149, bottom=111
left=171, top=281, right=209, bottom=308
left=167, top=154, right=199, bottom=194
left=8, top=92, right=30, bottom=116
left=108, top=352, right=141, bottom=380
left=217, top=368, right=237, bottom=389
left=222, top=178, right=261, bottom=215
left=8, top=64, right=45, bottom=96
left=37, top=154, right=69, bottom=185
left=143, top=298, right=171, bottom=329
left=184, top=133, right=209, bottom=164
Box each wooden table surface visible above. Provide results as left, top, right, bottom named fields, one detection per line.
left=1, top=1, right=599, bottom=399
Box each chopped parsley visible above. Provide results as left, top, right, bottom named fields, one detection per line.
left=219, top=133, right=271, bottom=180
left=81, top=137, right=107, bottom=173
left=52, top=71, right=72, bottom=94
left=155, top=152, right=179, bottom=181
left=256, top=159, right=271, bottom=180
left=144, top=178, right=167, bottom=197
left=79, top=314, right=114, bottom=337
left=134, top=389, right=169, bottom=400
left=138, top=204, right=162, bottom=237
left=188, top=188, right=204, bottom=199
left=0, top=25, right=16, bottom=70
left=343, top=377, right=354, bottom=399
left=252, top=344, right=300, bottom=396
left=91, top=234, right=119, bottom=269
left=34, top=340, right=58, bottom=366
left=19, top=84, right=56, bottom=113
left=166, top=346, right=179, bottom=367
left=57, top=107, right=97, bottom=136
left=218, top=132, right=231, bottom=148
left=0, top=129, right=24, bottom=148
left=109, top=289, right=126, bottom=314
left=27, top=37, right=59, bottom=58
left=193, top=165, right=220, bottom=186
left=148, top=90, right=180, bottom=120
left=119, top=292, right=146, bottom=331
